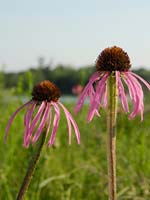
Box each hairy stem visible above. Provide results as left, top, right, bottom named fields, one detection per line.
left=16, top=129, right=47, bottom=200
left=107, top=72, right=118, bottom=200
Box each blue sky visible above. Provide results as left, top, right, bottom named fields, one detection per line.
left=1, top=0, right=150, bottom=71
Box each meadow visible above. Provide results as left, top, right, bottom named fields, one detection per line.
left=0, top=92, right=150, bottom=200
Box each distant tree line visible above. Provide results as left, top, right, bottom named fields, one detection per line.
left=2, top=65, right=150, bottom=95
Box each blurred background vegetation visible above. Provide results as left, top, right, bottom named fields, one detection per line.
left=1, top=59, right=150, bottom=96
left=0, top=64, right=150, bottom=199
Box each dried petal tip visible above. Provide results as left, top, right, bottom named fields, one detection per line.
left=32, top=80, right=61, bottom=102
left=96, top=46, right=131, bottom=72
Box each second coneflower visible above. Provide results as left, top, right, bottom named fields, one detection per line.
left=5, top=80, right=80, bottom=200
left=75, top=46, right=150, bottom=200
left=75, top=46, right=150, bottom=121
left=5, top=80, right=80, bottom=147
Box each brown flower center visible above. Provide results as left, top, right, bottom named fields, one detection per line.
left=32, top=80, right=61, bottom=102
left=96, top=46, right=131, bottom=71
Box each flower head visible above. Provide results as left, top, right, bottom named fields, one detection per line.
left=5, top=80, right=80, bottom=147
left=75, top=46, right=150, bottom=121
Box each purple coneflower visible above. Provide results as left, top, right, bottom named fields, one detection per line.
left=75, top=46, right=150, bottom=121
left=5, top=80, right=80, bottom=147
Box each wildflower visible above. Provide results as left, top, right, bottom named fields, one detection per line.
left=75, top=46, right=150, bottom=122
left=72, top=84, right=83, bottom=96
left=5, top=80, right=80, bottom=147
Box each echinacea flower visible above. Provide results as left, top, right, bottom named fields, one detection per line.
left=5, top=80, right=80, bottom=147
left=75, top=46, right=150, bottom=122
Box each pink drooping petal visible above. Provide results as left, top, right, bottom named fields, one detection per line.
left=94, top=72, right=109, bottom=106
left=4, top=100, right=32, bottom=143
left=123, top=72, right=143, bottom=120
left=87, top=72, right=109, bottom=122
left=59, top=103, right=72, bottom=144
left=74, top=72, right=100, bottom=113
left=116, top=71, right=129, bottom=113
left=24, top=102, right=37, bottom=127
left=130, top=72, right=150, bottom=90
left=88, top=85, right=96, bottom=106
left=127, top=73, right=143, bottom=107
left=32, top=103, right=50, bottom=144
left=123, top=75, right=139, bottom=118
left=58, top=102, right=80, bottom=144
left=23, top=102, right=37, bottom=147
left=88, top=86, right=100, bottom=117
left=45, top=103, right=52, bottom=136
left=102, top=84, right=107, bottom=107
left=127, top=73, right=144, bottom=120
left=29, top=101, right=46, bottom=134
left=24, top=102, right=46, bottom=147
left=48, top=102, right=60, bottom=146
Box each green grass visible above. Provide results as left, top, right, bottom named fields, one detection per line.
left=0, top=98, right=150, bottom=199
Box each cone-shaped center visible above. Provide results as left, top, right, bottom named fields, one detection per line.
left=96, top=46, right=131, bottom=71
left=32, top=80, right=61, bottom=102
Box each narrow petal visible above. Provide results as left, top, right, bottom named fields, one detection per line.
left=116, top=71, right=129, bottom=112
left=24, top=102, right=36, bottom=127
left=59, top=103, right=72, bottom=144
left=123, top=72, right=143, bottom=120
left=5, top=100, right=32, bottom=143
left=45, top=103, right=52, bottom=136
left=48, top=102, right=60, bottom=146
left=123, top=75, right=135, bottom=101
left=23, top=102, right=37, bottom=147
left=87, top=72, right=109, bottom=122
left=58, top=102, right=80, bottom=144
left=29, top=101, right=46, bottom=134
left=130, top=72, right=150, bottom=90
left=102, top=84, right=107, bottom=107
left=123, top=76, right=139, bottom=118
left=88, top=85, right=96, bottom=107
left=24, top=101, right=46, bottom=146
left=74, top=72, right=100, bottom=113
left=127, top=73, right=144, bottom=120
left=88, top=85, right=100, bottom=118
left=32, top=103, right=50, bottom=144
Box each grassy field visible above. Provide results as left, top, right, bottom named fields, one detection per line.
left=0, top=95, right=150, bottom=200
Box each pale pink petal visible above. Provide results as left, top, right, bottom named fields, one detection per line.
left=58, top=102, right=72, bottom=144
left=29, top=101, right=46, bottom=134
left=130, top=72, right=150, bottom=90
left=127, top=73, right=144, bottom=120
left=24, top=102, right=36, bottom=127
left=94, top=72, right=109, bottom=106
left=32, top=103, right=50, bottom=144
left=68, top=116, right=80, bottom=144
left=5, top=100, right=32, bottom=143
left=88, top=85, right=96, bottom=106
left=88, top=86, right=100, bottom=118
left=24, top=102, right=46, bottom=146
left=48, top=102, right=60, bottom=146
left=102, top=84, right=107, bottom=107
left=123, top=76, right=135, bottom=102
left=116, top=71, right=129, bottom=112
left=45, top=103, right=52, bottom=136
left=127, top=73, right=143, bottom=104
left=23, top=102, right=37, bottom=147
left=123, top=72, right=143, bottom=120
left=58, top=102, right=80, bottom=144
left=123, top=76, right=139, bottom=118
left=74, top=72, right=100, bottom=113
left=87, top=72, right=109, bottom=122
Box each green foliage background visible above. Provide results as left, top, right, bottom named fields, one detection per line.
left=3, top=64, right=150, bottom=95
left=0, top=66, right=150, bottom=199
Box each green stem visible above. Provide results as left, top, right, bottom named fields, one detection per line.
left=16, top=129, right=47, bottom=200
left=107, top=72, right=118, bottom=200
